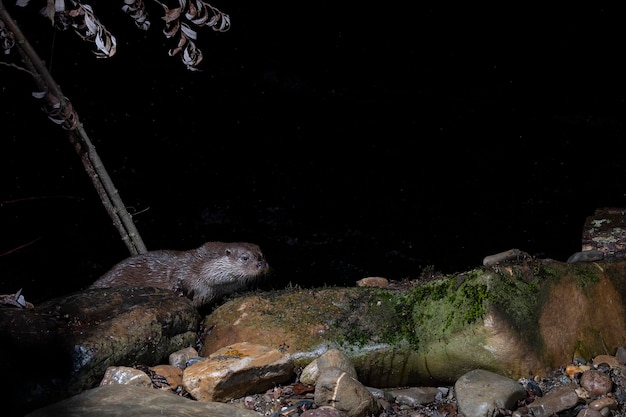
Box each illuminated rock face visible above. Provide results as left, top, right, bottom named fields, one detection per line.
left=200, top=260, right=626, bottom=387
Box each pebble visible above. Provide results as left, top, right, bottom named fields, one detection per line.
left=580, top=370, right=613, bottom=396
left=590, top=397, right=618, bottom=411
left=51, top=346, right=626, bottom=417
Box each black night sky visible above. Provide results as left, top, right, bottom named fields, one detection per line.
left=1, top=2, right=625, bottom=304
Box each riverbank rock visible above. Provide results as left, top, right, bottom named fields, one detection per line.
left=0, top=286, right=199, bottom=416
left=201, top=259, right=626, bottom=386
left=182, top=342, right=294, bottom=402
left=25, top=384, right=261, bottom=417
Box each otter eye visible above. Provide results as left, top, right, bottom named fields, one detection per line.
left=241, top=256, right=249, bottom=261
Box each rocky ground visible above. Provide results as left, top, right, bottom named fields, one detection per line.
left=161, top=356, right=626, bottom=417
left=206, top=274, right=626, bottom=417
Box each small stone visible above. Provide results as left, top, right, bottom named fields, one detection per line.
left=580, top=370, right=613, bottom=397
left=588, top=397, right=617, bottom=411
left=301, top=348, right=357, bottom=386
left=315, top=367, right=380, bottom=417
left=527, top=384, right=579, bottom=417
left=98, top=366, right=152, bottom=387
left=169, top=346, right=199, bottom=369
left=591, top=355, right=626, bottom=373
left=149, top=364, right=183, bottom=390
left=356, top=277, right=389, bottom=288
left=316, top=349, right=358, bottom=378
left=386, top=387, right=440, bottom=406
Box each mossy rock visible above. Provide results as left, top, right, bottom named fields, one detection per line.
left=201, top=260, right=626, bottom=387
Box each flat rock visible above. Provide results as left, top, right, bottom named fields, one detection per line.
left=25, top=384, right=260, bottom=417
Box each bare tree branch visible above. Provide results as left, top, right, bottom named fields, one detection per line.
left=0, top=0, right=147, bottom=255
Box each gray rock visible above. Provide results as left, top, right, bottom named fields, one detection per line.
left=315, top=367, right=380, bottom=417
left=301, top=348, right=357, bottom=385
left=526, top=383, right=579, bottom=417
left=567, top=250, right=604, bottom=263
left=25, top=384, right=260, bottom=417
left=385, top=387, right=441, bottom=406
left=455, top=369, right=526, bottom=417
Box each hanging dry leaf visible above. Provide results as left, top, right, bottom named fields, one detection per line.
left=122, top=0, right=151, bottom=30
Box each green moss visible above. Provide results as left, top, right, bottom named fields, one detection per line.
left=458, top=283, right=489, bottom=323
left=572, top=264, right=600, bottom=288
left=328, top=288, right=408, bottom=349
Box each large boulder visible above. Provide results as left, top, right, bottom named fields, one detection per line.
left=200, top=259, right=626, bottom=387
left=0, top=287, right=200, bottom=416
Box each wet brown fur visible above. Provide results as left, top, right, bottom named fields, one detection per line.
left=89, top=241, right=269, bottom=307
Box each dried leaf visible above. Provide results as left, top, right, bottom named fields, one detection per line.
left=180, top=22, right=197, bottom=40
left=122, top=0, right=151, bottom=31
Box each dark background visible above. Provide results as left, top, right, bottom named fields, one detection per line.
left=1, top=2, right=624, bottom=304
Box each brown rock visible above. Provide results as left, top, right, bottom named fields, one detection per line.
left=356, top=277, right=389, bottom=288
left=150, top=364, right=183, bottom=390
left=580, top=370, right=613, bottom=397
left=182, top=342, right=294, bottom=402
left=0, top=286, right=199, bottom=416
left=200, top=262, right=626, bottom=387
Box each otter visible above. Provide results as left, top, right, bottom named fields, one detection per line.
left=89, top=241, right=269, bottom=308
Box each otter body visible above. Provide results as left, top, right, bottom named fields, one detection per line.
left=90, top=241, right=269, bottom=307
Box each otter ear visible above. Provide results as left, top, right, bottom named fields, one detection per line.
left=225, top=248, right=232, bottom=256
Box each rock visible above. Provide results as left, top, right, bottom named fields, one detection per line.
left=25, top=384, right=261, bottom=417
left=526, top=383, right=579, bottom=417
left=182, top=342, right=294, bottom=402
left=567, top=250, right=604, bottom=263
left=0, top=286, right=200, bottom=416
left=588, top=397, right=618, bottom=411
left=98, top=366, right=152, bottom=387
left=356, top=277, right=389, bottom=288
left=149, top=364, right=184, bottom=390
left=314, top=367, right=380, bottom=417
left=301, top=348, right=357, bottom=385
left=454, top=369, right=526, bottom=417
left=200, top=260, right=626, bottom=386
left=482, top=248, right=529, bottom=266
left=580, top=369, right=613, bottom=397
left=582, top=208, right=626, bottom=259
left=589, top=354, right=626, bottom=373
left=169, top=346, right=200, bottom=369
left=385, top=387, right=441, bottom=406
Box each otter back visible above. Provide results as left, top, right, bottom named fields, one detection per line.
left=90, top=241, right=269, bottom=307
